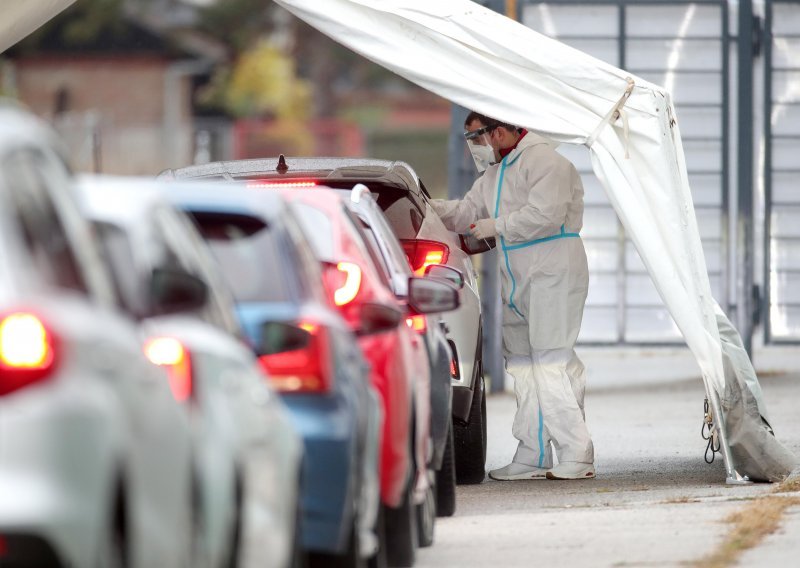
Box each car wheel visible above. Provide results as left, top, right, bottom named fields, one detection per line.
left=454, top=369, right=487, bottom=485
left=435, top=419, right=457, bottom=517
left=416, top=468, right=436, bottom=547
left=384, top=472, right=418, bottom=567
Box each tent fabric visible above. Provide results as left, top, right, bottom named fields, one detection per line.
left=0, top=0, right=75, bottom=54
left=275, top=0, right=798, bottom=481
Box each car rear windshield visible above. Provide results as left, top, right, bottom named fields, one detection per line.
left=301, top=181, right=424, bottom=240
left=189, top=212, right=290, bottom=303
left=93, top=220, right=146, bottom=317
left=290, top=201, right=335, bottom=261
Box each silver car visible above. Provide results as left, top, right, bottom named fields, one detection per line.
left=160, top=158, right=487, bottom=484
left=0, top=104, right=194, bottom=566
left=77, top=175, right=304, bottom=568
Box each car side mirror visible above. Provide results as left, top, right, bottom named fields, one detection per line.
left=358, top=302, right=403, bottom=336
left=459, top=233, right=496, bottom=255
left=424, top=264, right=464, bottom=289
left=407, top=276, right=460, bottom=314
left=257, top=321, right=311, bottom=356
left=149, top=267, right=208, bottom=316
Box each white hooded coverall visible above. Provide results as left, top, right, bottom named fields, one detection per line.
left=431, top=132, right=594, bottom=467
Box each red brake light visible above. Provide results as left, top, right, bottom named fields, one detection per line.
left=0, top=312, right=57, bottom=396
left=144, top=337, right=193, bottom=402
left=323, top=262, right=363, bottom=307
left=448, top=339, right=460, bottom=379
left=405, top=315, right=427, bottom=333
left=246, top=181, right=318, bottom=189
left=258, top=322, right=333, bottom=394
left=400, top=240, right=450, bottom=276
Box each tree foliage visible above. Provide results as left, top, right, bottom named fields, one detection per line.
left=196, top=0, right=272, bottom=54
left=221, top=39, right=311, bottom=119
left=16, top=0, right=128, bottom=50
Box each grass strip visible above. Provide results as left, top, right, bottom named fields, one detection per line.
left=692, top=495, right=800, bottom=568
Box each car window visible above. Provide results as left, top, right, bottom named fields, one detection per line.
left=93, top=220, right=146, bottom=316
left=363, top=204, right=413, bottom=278
left=282, top=211, right=329, bottom=305
left=190, top=211, right=292, bottom=303
left=359, top=223, right=392, bottom=284
left=150, top=206, right=239, bottom=333
left=342, top=208, right=391, bottom=287
left=2, top=148, right=88, bottom=293
left=291, top=201, right=335, bottom=261
left=168, top=209, right=242, bottom=335
left=356, top=184, right=425, bottom=239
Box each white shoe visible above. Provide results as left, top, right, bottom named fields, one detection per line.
left=489, top=462, right=549, bottom=481
left=546, top=462, right=595, bottom=480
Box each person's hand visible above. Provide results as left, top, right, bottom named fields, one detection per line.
left=469, top=218, right=497, bottom=240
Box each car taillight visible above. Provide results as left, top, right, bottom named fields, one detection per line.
left=400, top=239, right=450, bottom=276
left=258, top=322, right=333, bottom=394
left=323, top=262, right=363, bottom=307
left=0, top=312, right=57, bottom=396
left=144, top=337, right=193, bottom=403
left=246, top=181, right=318, bottom=189
left=448, top=339, right=460, bottom=380
left=405, top=315, right=427, bottom=333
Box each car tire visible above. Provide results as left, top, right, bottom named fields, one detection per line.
left=454, top=369, right=487, bottom=485
left=435, top=419, right=457, bottom=517
left=416, top=468, right=436, bottom=547
left=384, top=473, right=418, bottom=567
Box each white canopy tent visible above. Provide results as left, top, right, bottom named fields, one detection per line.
left=0, top=1, right=76, bottom=53
left=275, top=0, right=798, bottom=482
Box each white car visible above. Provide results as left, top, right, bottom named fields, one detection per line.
left=0, top=104, right=194, bottom=566
left=161, top=157, right=487, bottom=484
left=77, top=175, right=304, bottom=568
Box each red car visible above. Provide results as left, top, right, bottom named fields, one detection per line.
left=275, top=186, right=442, bottom=565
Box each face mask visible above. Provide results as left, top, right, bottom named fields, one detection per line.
left=468, top=144, right=496, bottom=173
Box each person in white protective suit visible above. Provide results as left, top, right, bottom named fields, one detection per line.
left=430, top=112, right=595, bottom=480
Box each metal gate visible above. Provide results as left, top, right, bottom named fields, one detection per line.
left=765, top=0, right=800, bottom=343
left=519, top=0, right=731, bottom=344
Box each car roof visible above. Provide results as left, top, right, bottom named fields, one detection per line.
left=77, top=175, right=177, bottom=226
left=164, top=179, right=289, bottom=222
left=0, top=100, right=68, bottom=159
left=160, top=157, right=423, bottom=196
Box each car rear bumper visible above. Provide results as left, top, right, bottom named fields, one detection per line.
left=281, top=394, right=359, bottom=554
left=0, top=386, right=119, bottom=568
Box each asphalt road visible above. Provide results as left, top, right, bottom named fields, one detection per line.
left=417, top=373, right=800, bottom=567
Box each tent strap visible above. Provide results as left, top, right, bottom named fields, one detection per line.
left=584, top=77, right=635, bottom=158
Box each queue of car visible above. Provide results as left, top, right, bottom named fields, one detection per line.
left=0, top=102, right=485, bottom=568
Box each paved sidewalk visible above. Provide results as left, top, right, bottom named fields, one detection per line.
left=418, top=373, right=800, bottom=567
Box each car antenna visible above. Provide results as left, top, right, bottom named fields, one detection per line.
left=276, top=154, right=289, bottom=174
